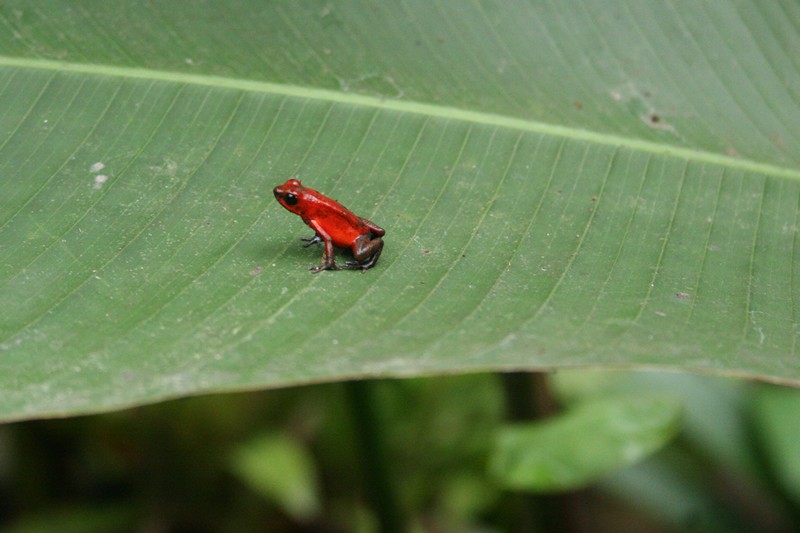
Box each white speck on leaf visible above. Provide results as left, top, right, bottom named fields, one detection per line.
left=499, top=333, right=517, bottom=349
left=750, top=311, right=766, bottom=345
left=89, top=162, right=105, bottom=172
left=93, top=175, right=109, bottom=189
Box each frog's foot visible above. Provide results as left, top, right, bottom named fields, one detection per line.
left=309, top=262, right=341, bottom=273
left=301, top=234, right=323, bottom=248
left=343, top=253, right=381, bottom=271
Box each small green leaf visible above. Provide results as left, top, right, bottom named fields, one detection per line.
left=554, top=372, right=756, bottom=473
left=490, top=395, right=682, bottom=492
left=230, top=433, right=320, bottom=521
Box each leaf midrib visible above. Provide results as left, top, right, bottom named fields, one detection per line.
left=1, top=55, right=798, bottom=182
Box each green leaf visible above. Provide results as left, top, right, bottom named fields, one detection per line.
left=554, top=372, right=757, bottom=473
left=1, top=1, right=799, bottom=420
left=230, top=433, right=320, bottom=521
left=489, top=395, right=682, bottom=492
left=751, top=386, right=800, bottom=506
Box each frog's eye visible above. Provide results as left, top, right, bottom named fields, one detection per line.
left=284, top=193, right=298, bottom=206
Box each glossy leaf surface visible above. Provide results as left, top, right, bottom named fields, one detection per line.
left=1, top=1, right=799, bottom=420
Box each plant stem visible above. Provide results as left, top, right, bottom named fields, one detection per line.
left=502, top=372, right=558, bottom=421
left=344, top=380, right=404, bottom=533
left=500, top=372, right=571, bottom=533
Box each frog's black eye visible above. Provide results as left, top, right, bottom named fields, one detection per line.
left=284, top=193, right=298, bottom=206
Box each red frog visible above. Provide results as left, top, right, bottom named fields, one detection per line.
left=273, top=179, right=385, bottom=272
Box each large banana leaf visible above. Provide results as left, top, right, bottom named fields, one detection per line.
left=1, top=1, right=798, bottom=421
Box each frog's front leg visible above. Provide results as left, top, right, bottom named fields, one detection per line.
left=307, top=222, right=340, bottom=273
left=344, top=234, right=384, bottom=271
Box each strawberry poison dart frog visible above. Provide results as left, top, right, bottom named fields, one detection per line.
left=273, top=179, right=385, bottom=272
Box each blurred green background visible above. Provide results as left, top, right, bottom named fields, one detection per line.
left=2, top=371, right=800, bottom=532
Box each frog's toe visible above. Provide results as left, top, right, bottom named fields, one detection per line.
left=301, top=235, right=323, bottom=247
left=342, top=260, right=370, bottom=271
left=310, top=262, right=340, bottom=272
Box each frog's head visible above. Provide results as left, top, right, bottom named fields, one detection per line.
left=273, top=179, right=304, bottom=212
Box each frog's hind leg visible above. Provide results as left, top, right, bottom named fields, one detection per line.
left=344, top=235, right=384, bottom=271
